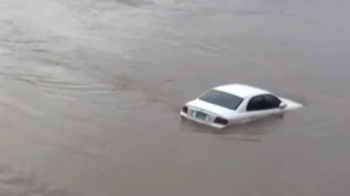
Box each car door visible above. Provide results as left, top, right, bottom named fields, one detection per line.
left=243, top=94, right=282, bottom=123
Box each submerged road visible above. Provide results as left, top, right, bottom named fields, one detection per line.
left=0, top=0, right=350, bottom=195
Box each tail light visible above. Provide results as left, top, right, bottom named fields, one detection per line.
left=214, top=117, right=228, bottom=125
left=182, top=106, right=188, bottom=113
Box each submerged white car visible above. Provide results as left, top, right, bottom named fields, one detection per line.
left=180, top=83, right=303, bottom=129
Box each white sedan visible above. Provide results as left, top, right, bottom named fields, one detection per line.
left=180, top=83, right=303, bottom=129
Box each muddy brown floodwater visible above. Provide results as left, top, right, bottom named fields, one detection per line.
left=0, top=0, right=350, bottom=195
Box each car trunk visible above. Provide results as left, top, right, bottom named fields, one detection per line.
left=186, top=99, right=236, bottom=118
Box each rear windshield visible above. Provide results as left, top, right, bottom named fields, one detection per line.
left=199, top=90, right=243, bottom=110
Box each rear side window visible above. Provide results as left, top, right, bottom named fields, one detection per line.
left=199, top=90, right=243, bottom=110
left=247, top=96, right=265, bottom=111
left=247, top=94, right=282, bottom=111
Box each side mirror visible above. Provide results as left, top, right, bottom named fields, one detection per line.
left=279, top=102, right=287, bottom=109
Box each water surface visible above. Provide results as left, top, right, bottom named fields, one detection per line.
left=0, top=0, right=350, bottom=195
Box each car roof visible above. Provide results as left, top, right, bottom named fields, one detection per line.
left=213, top=83, right=271, bottom=98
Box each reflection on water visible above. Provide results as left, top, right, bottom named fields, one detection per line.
left=0, top=163, right=66, bottom=196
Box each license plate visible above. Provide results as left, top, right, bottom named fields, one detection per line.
left=195, top=111, right=208, bottom=121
